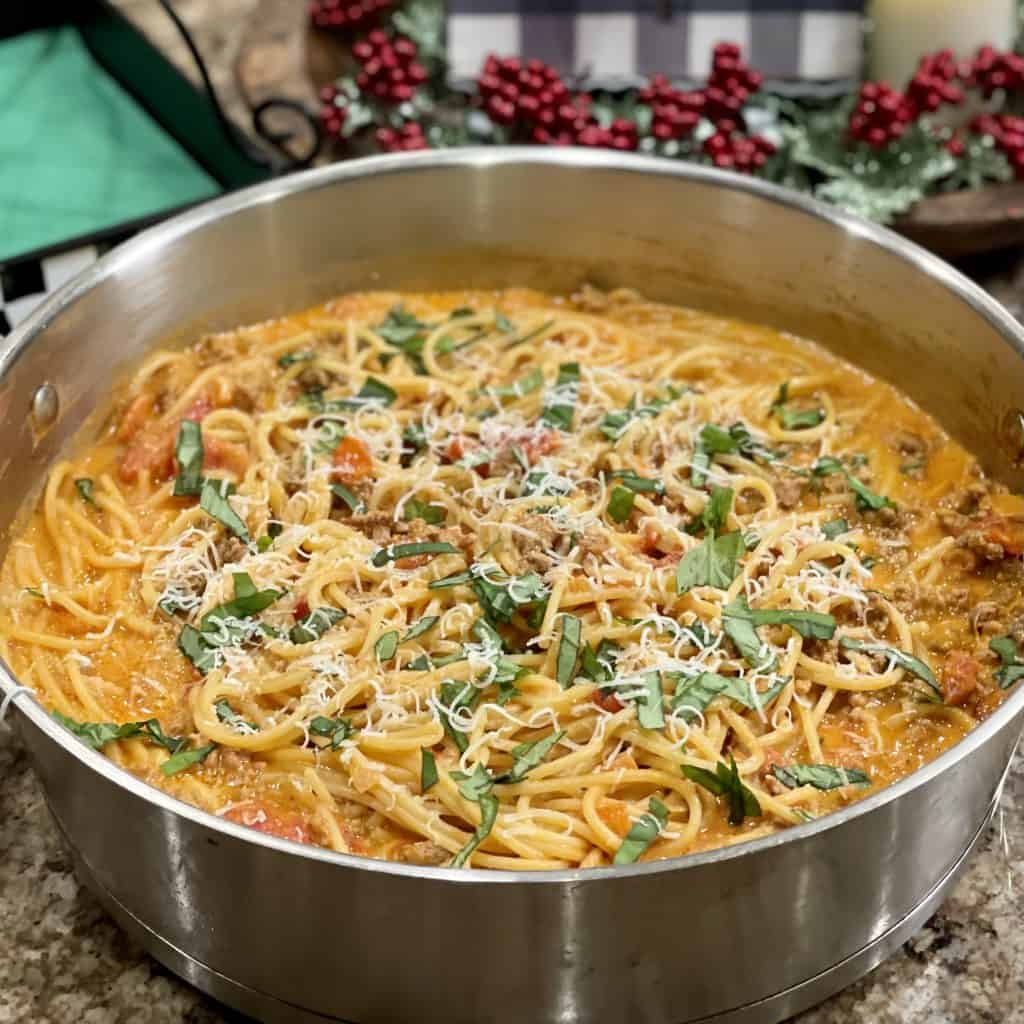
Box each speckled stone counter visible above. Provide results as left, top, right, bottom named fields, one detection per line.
left=1, top=718, right=1022, bottom=1024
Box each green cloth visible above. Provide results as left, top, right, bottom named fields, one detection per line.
left=0, top=27, right=220, bottom=261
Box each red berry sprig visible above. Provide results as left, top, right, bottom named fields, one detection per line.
left=970, top=114, right=1024, bottom=177
left=962, top=45, right=1024, bottom=99
left=906, top=50, right=964, bottom=114
left=309, top=0, right=391, bottom=33
left=475, top=55, right=639, bottom=149
left=318, top=84, right=348, bottom=139
left=376, top=122, right=428, bottom=152
left=638, top=75, right=703, bottom=141
left=848, top=82, right=915, bottom=149
left=353, top=29, right=428, bottom=104
left=703, top=129, right=776, bottom=172
left=704, top=41, right=763, bottom=126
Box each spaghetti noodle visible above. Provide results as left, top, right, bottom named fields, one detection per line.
left=2, top=286, right=1022, bottom=869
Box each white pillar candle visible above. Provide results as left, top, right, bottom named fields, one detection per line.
left=870, top=0, right=1018, bottom=87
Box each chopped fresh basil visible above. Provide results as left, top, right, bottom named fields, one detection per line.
left=839, top=637, right=941, bottom=700
left=556, top=614, right=582, bottom=688
left=277, top=350, right=314, bottom=368
left=161, top=743, right=216, bottom=776
left=404, top=498, right=446, bottom=525
left=600, top=386, right=682, bottom=442
left=402, top=421, right=428, bottom=456
left=354, top=376, right=397, bottom=407
left=256, top=536, right=273, bottom=553
left=309, top=715, right=355, bottom=749
left=376, top=630, right=399, bottom=661
left=682, top=756, right=761, bottom=826
left=990, top=635, right=1024, bottom=689
left=676, top=531, right=744, bottom=593
left=201, top=574, right=282, bottom=638
left=314, top=419, right=346, bottom=456
left=722, top=602, right=771, bottom=670
left=603, top=671, right=664, bottom=729
left=607, top=485, right=636, bottom=523
left=610, top=470, right=664, bottom=494
left=521, top=468, right=573, bottom=498
left=488, top=367, right=543, bottom=399
left=450, top=764, right=499, bottom=868
left=173, top=420, right=204, bottom=497
left=496, top=730, right=565, bottom=784
left=330, top=481, right=366, bottom=515
left=377, top=305, right=429, bottom=345
left=822, top=518, right=849, bottom=540
left=772, top=764, right=871, bottom=790
left=200, top=479, right=249, bottom=541
left=671, top=672, right=785, bottom=720
left=812, top=457, right=893, bottom=512
left=51, top=711, right=151, bottom=751
left=421, top=749, right=438, bottom=792
left=579, top=640, right=619, bottom=683
left=471, top=568, right=547, bottom=625
left=540, top=362, right=580, bottom=432
left=215, top=699, right=255, bottom=732
left=692, top=486, right=733, bottom=535
left=178, top=624, right=220, bottom=673
left=429, top=567, right=475, bottom=589
left=743, top=605, right=837, bottom=640
left=437, top=681, right=481, bottom=753
left=74, top=478, right=97, bottom=506
left=771, top=382, right=825, bottom=431
left=370, top=541, right=461, bottom=567
left=494, top=311, right=515, bottom=333
left=503, top=319, right=554, bottom=351
left=613, top=796, right=669, bottom=865
left=403, top=616, right=440, bottom=644
left=289, top=606, right=346, bottom=644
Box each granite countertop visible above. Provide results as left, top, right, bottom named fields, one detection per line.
left=1, top=4, right=1023, bottom=1022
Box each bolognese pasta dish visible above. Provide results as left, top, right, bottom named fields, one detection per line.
left=2, top=287, right=1021, bottom=869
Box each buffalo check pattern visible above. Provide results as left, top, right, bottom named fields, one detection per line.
left=447, top=0, right=866, bottom=85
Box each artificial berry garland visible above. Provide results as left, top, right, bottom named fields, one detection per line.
left=310, top=0, right=1024, bottom=224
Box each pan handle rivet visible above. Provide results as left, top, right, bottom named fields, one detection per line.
left=31, top=383, right=59, bottom=430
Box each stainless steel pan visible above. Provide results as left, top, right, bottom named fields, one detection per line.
left=2, top=150, right=1023, bottom=1024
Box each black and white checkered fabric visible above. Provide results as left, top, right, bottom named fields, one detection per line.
left=0, top=245, right=105, bottom=337
left=447, top=0, right=866, bottom=85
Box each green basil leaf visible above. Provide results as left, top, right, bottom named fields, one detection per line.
left=606, top=671, right=664, bottom=729
left=199, top=479, right=250, bottom=541
left=607, top=485, right=635, bottom=523
left=556, top=614, right=581, bottom=688
left=178, top=624, right=220, bottom=674
left=421, top=749, right=438, bottom=792
left=847, top=474, right=893, bottom=512
left=330, top=482, right=366, bottom=514
left=822, top=518, right=849, bottom=540
left=404, top=498, right=446, bottom=525
left=670, top=672, right=785, bottom=720
left=497, top=729, right=566, bottom=784
left=471, top=570, right=547, bottom=625
left=839, top=637, right=941, bottom=699
left=437, top=681, right=481, bottom=753
left=371, top=541, right=461, bottom=567
left=428, top=567, right=475, bottom=589
left=676, top=531, right=744, bottom=593
left=314, top=419, right=346, bottom=456
left=488, top=367, right=543, bottom=399
left=990, top=635, right=1024, bottom=689
left=611, top=470, right=664, bottom=494
left=747, top=607, right=836, bottom=641
left=779, top=407, right=825, bottom=430
left=600, top=387, right=683, bottom=442
left=353, top=376, right=397, bottom=407
left=215, top=699, right=256, bottom=732
left=540, top=362, right=580, bottom=431
left=451, top=789, right=498, bottom=868
left=308, top=715, right=355, bottom=749
left=277, top=350, right=314, bottom=368
left=700, top=486, right=733, bottom=534
left=51, top=710, right=145, bottom=750
left=503, top=319, right=554, bottom=351
left=722, top=597, right=776, bottom=671
left=160, top=743, right=216, bottom=776
left=289, top=606, right=346, bottom=644
left=812, top=456, right=845, bottom=477
left=74, top=478, right=97, bottom=506
left=682, top=756, right=761, bottom=826
left=201, top=573, right=283, bottom=632
left=772, top=764, right=871, bottom=790
left=403, top=616, right=440, bottom=644
left=173, top=420, right=205, bottom=497
left=613, top=796, right=669, bottom=865
left=376, top=305, right=429, bottom=346
left=699, top=423, right=739, bottom=455
left=494, top=311, right=515, bottom=333
left=376, top=630, right=399, bottom=661
left=402, top=421, right=428, bottom=455
left=579, top=640, right=619, bottom=683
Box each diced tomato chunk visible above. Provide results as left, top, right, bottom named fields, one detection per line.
left=222, top=801, right=312, bottom=844
left=332, top=436, right=374, bottom=484
left=517, top=428, right=562, bottom=463
left=592, top=689, right=624, bottom=713
left=293, top=597, right=311, bottom=621
left=942, top=650, right=980, bottom=707
left=119, top=434, right=175, bottom=483
left=203, top=436, right=249, bottom=477
left=116, top=393, right=154, bottom=442
left=596, top=798, right=632, bottom=837
left=979, top=515, right=1024, bottom=556
left=445, top=436, right=489, bottom=477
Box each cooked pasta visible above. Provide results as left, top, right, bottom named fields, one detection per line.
left=2, top=286, right=1022, bottom=870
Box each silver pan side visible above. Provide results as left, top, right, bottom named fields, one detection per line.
left=2, top=149, right=1023, bottom=1023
